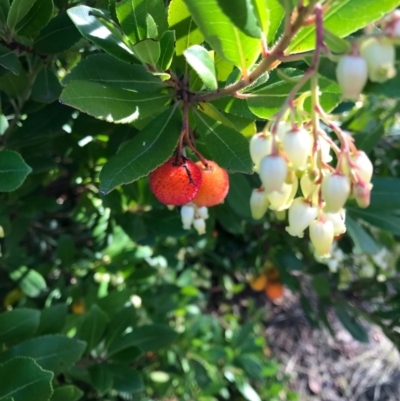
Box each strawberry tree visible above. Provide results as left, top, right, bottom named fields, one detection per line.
left=0, top=0, right=400, bottom=400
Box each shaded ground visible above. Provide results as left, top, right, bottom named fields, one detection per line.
left=264, top=291, right=400, bottom=401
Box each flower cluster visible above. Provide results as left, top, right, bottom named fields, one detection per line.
left=180, top=203, right=209, bottom=234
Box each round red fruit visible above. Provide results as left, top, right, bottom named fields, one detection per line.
left=193, top=160, right=229, bottom=207
left=149, top=157, right=202, bottom=206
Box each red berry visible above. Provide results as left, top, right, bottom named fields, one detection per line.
left=192, top=160, right=229, bottom=207
left=149, top=157, right=202, bottom=206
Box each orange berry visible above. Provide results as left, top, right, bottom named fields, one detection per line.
left=249, top=274, right=268, bottom=291
left=265, top=282, right=284, bottom=300
left=192, top=160, right=229, bottom=207
left=149, top=157, right=202, bottom=206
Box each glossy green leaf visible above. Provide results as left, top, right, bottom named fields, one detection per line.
left=62, top=53, right=164, bottom=92
left=183, top=45, right=217, bottom=90
left=216, top=0, right=261, bottom=38
left=167, top=0, right=204, bottom=55
left=32, top=67, right=62, bottom=104
left=335, top=302, right=368, bottom=343
left=0, top=151, right=32, bottom=192
left=266, top=0, right=284, bottom=44
left=0, top=44, right=21, bottom=75
left=50, top=386, right=83, bottom=401
left=226, top=173, right=253, bottom=219
left=0, top=334, right=86, bottom=374
left=348, top=207, right=400, bottom=235
left=133, top=38, right=160, bottom=65
left=0, top=357, right=53, bottom=401
left=0, top=71, right=28, bottom=97
left=146, top=13, right=158, bottom=39
left=89, top=364, right=113, bottom=396
left=99, top=107, right=181, bottom=194
left=116, top=0, right=147, bottom=44
left=288, top=0, right=399, bottom=53
left=15, top=0, right=53, bottom=37
left=60, top=81, right=169, bottom=124
left=183, top=0, right=261, bottom=71
left=158, top=30, right=175, bottom=71
left=108, top=324, right=178, bottom=356
left=212, top=97, right=257, bottom=119
left=346, top=215, right=379, bottom=255
left=0, top=0, right=9, bottom=25
left=251, top=0, right=270, bottom=40
left=78, top=305, right=109, bottom=353
left=36, top=304, right=68, bottom=336
left=109, top=364, right=144, bottom=393
left=7, top=0, right=34, bottom=30
left=370, top=177, right=400, bottom=209
left=194, top=111, right=253, bottom=174
left=104, top=306, right=136, bottom=349
left=67, top=5, right=137, bottom=63
left=247, top=69, right=341, bottom=119
left=323, top=28, right=351, bottom=54
left=33, top=12, right=81, bottom=54
left=0, top=308, right=40, bottom=346
left=0, top=114, right=9, bottom=135
left=10, top=267, right=46, bottom=297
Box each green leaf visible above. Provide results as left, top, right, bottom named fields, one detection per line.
left=99, top=107, right=181, bottom=194
left=266, top=0, right=284, bottom=44
left=32, top=67, right=62, bottom=104
left=89, top=364, right=113, bottom=396
left=226, top=173, right=253, bottom=219
left=247, top=69, right=341, bottom=119
left=216, top=0, right=261, bottom=38
left=0, top=70, right=28, bottom=97
left=288, top=0, right=400, bottom=54
left=0, top=150, right=32, bottom=192
left=0, top=334, right=86, bottom=374
left=335, top=302, right=368, bottom=343
left=158, top=30, right=175, bottom=71
left=369, top=177, right=400, bottom=209
left=33, top=11, right=81, bottom=54
left=36, top=304, right=68, bottom=336
left=183, top=45, right=217, bottom=90
left=0, top=114, right=9, bottom=135
left=57, top=235, right=75, bottom=267
left=62, top=53, right=164, bottom=92
left=109, top=364, right=144, bottom=393
left=183, top=0, right=261, bottom=72
left=78, top=305, right=109, bottom=353
left=323, top=28, right=351, bottom=54
left=10, top=267, right=46, bottom=297
left=311, top=276, right=330, bottom=298
left=14, top=0, right=53, bottom=37
left=67, top=5, right=137, bottom=63
left=194, top=111, right=253, bottom=174
left=108, top=324, right=178, bottom=356
left=50, top=386, right=83, bottom=401
left=133, top=38, right=160, bottom=65
left=7, top=0, right=34, bottom=30
left=346, top=215, right=379, bottom=255
left=104, top=306, right=136, bottom=349
left=0, top=308, right=40, bottom=346
left=167, top=0, right=204, bottom=55
left=116, top=0, right=147, bottom=44
left=0, top=357, right=53, bottom=401
left=0, top=0, right=10, bottom=25
left=0, top=44, right=21, bottom=75
left=60, top=81, right=168, bottom=124
left=97, top=289, right=132, bottom=316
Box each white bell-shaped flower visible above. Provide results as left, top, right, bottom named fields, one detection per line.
left=282, top=127, right=312, bottom=170
left=336, top=54, right=368, bottom=101
left=352, top=151, right=373, bottom=183
left=324, top=208, right=346, bottom=236
left=360, top=38, right=396, bottom=83
left=353, top=182, right=371, bottom=208
left=321, top=172, right=351, bottom=213
left=250, top=188, right=270, bottom=220
left=193, top=218, right=206, bottom=234
left=309, top=219, right=335, bottom=258
left=300, top=173, right=319, bottom=205
left=197, top=206, right=209, bottom=220
left=181, top=204, right=195, bottom=230
left=318, top=135, right=332, bottom=163
left=275, top=121, right=292, bottom=142
left=259, top=154, right=288, bottom=194
left=250, top=133, right=272, bottom=172
left=285, top=197, right=318, bottom=238
left=268, top=179, right=298, bottom=211
left=383, top=10, right=400, bottom=37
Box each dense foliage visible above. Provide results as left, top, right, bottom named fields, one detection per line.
left=1, top=0, right=400, bottom=400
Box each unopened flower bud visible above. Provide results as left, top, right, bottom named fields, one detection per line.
left=285, top=197, right=318, bottom=238
left=181, top=205, right=195, bottom=229
left=259, top=154, right=288, bottom=194
left=360, top=37, right=396, bottom=83
left=353, top=151, right=373, bottom=183
left=274, top=210, right=286, bottom=221
left=193, top=218, right=206, bottom=234
left=268, top=179, right=298, bottom=211
left=383, top=10, right=400, bottom=37
left=324, top=208, right=346, bottom=236
left=197, top=206, right=209, bottom=220
left=309, top=219, right=335, bottom=258
left=336, top=54, right=368, bottom=101
left=353, top=181, right=371, bottom=208
left=282, top=127, right=312, bottom=170
left=275, top=121, right=292, bottom=142
left=318, top=134, right=332, bottom=163
left=300, top=173, right=319, bottom=205
left=250, top=133, right=272, bottom=171
left=322, top=172, right=351, bottom=213
left=250, top=188, right=270, bottom=220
